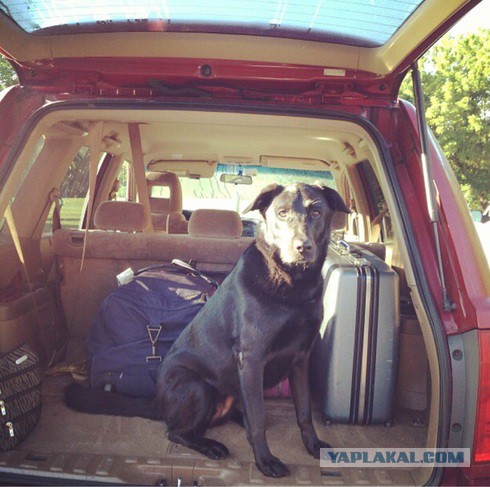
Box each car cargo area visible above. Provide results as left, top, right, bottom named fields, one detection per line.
left=0, top=107, right=439, bottom=485
left=2, top=373, right=426, bottom=486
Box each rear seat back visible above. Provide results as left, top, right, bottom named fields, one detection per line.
left=53, top=231, right=252, bottom=266
left=52, top=208, right=252, bottom=354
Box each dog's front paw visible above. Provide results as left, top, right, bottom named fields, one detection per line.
left=304, top=438, right=331, bottom=459
left=202, top=439, right=230, bottom=460
left=256, top=456, right=291, bottom=478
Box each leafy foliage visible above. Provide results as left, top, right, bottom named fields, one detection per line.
left=0, top=56, right=17, bottom=91
left=400, top=29, right=490, bottom=210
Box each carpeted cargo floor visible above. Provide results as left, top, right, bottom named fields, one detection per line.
left=24, top=375, right=427, bottom=461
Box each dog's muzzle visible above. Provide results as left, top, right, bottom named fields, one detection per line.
left=291, top=238, right=316, bottom=264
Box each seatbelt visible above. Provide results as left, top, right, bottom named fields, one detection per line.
left=80, top=121, right=104, bottom=271
left=48, top=187, right=69, bottom=331
left=64, top=122, right=105, bottom=337
left=4, top=205, right=28, bottom=273
left=128, top=123, right=154, bottom=232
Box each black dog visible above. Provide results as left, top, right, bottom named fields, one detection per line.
left=66, top=183, right=350, bottom=478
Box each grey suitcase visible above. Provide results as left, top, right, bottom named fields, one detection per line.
left=311, top=240, right=399, bottom=425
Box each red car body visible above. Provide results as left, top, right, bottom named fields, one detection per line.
left=0, top=0, right=488, bottom=484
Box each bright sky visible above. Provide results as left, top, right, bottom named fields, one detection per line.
left=448, top=1, right=490, bottom=34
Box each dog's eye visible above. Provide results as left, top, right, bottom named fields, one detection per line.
left=310, top=209, right=321, bottom=219
left=278, top=210, right=288, bottom=219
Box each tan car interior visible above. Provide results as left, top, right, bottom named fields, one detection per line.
left=0, top=108, right=436, bottom=485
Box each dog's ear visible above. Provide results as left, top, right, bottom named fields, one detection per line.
left=243, top=184, right=284, bottom=216
left=320, top=186, right=351, bottom=214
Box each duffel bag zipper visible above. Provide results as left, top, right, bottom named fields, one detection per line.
left=199, top=292, right=210, bottom=303
left=5, top=422, right=14, bottom=437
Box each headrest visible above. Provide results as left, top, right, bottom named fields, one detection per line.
left=94, top=201, right=150, bottom=232
left=146, top=172, right=183, bottom=213
left=188, top=209, right=243, bottom=239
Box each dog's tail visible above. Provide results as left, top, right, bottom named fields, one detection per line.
left=64, top=383, right=162, bottom=420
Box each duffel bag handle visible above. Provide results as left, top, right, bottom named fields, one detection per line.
left=171, top=259, right=219, bottom=289
left=134, top=260, right=219, bottom=289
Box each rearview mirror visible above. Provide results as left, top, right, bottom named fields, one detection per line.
left=220, top=174, right=253, bottom=185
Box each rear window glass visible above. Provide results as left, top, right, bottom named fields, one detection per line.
left=0, top=0, right=424, bottom=47
left=358, top=160, right=394, bottom=243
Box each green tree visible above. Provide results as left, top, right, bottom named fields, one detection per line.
left=0, top=56, right=18, bottom=91
left=400, top=29, right=490, bottom=211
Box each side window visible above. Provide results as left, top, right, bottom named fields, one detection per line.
left=58, top=146, right=90, bottom=228
left=357, top=161, right=394, bottom=243
left=45, top=154, right=128, bottom=233
left=44, top=146, right=95, bottom=232
left=112, top=161, right=134, bottom=201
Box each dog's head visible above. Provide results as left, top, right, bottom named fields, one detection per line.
left=244, top=183, right=350, bottom=267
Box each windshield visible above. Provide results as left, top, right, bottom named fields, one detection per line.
left=178, top=164, right=335, bottom=215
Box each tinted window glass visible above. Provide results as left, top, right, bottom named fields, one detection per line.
left=358, top=160, right=394, bottom=243
left=0, top=0, right=423, bottom=46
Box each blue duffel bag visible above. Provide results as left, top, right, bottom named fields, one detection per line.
left=87, top=260, right=218, bottom=398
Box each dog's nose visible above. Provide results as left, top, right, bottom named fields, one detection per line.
left=294, top=239, right=313, bottom=253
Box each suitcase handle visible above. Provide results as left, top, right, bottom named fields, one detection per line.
left=338, top=239, right=351, bottom=253
left=334, top=239, right=369, bottom=265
